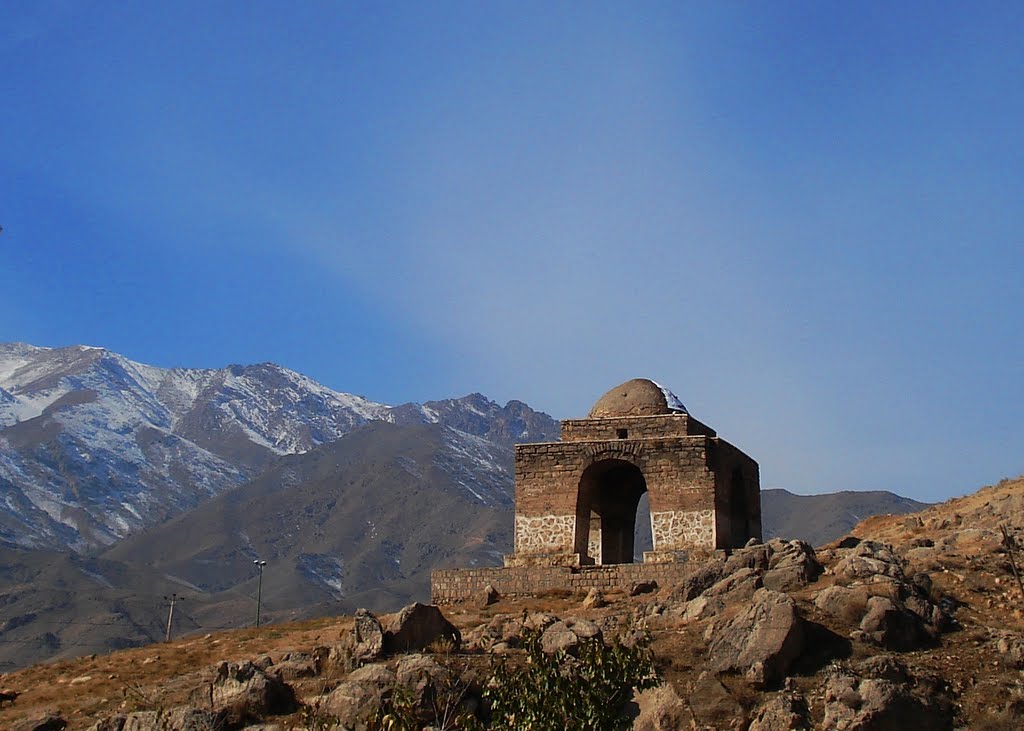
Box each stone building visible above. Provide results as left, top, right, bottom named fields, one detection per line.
left=432, top=378, right=761, bottom=602
left=507, top=378, right=760, bottom=567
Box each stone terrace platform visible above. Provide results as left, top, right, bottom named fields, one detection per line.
left=432, top=551, right=724, bottom=603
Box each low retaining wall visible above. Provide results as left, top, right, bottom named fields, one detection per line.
left=431, top=555, right=724, bottom=604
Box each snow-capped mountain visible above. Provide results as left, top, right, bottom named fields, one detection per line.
left=389, top=392, right=559, bottom=447
left=0, top=343, right=558, bottom=552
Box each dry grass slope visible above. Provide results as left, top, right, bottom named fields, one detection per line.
left=2, top=475, right=1024, bottom=730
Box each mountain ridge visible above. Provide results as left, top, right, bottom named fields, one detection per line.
left=0, top=342, right=558, bottom=553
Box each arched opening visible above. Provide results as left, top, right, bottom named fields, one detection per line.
left=729, top=467, right=748, bottom=548
left=575, top=459, right=647, bottom=565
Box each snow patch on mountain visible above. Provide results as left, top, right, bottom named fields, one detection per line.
left=436, top=427, right=513, bottom=506
left=297, top=553, right=347, bottom=597
left=0, top=342, right=555, bottom=552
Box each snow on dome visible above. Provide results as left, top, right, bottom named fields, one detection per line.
left=651, top=380, right=688, bottom=414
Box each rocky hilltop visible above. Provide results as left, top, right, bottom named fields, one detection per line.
left=1, top=475, right=1022, bottom=730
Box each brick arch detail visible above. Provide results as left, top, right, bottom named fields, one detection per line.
left=581, top=441, right=646, bottom=466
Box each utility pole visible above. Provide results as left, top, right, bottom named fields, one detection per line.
left=164, top=593, right=183, bottom=642
left=253, top=559, right=267, bottom=628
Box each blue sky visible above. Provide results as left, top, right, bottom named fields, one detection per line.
left=2, top=2, right=1022, bottom=502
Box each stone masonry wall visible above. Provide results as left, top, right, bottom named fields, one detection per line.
left=432, top=559, right=723, bottom=604
left=711, top=438, right=762, bottom=548
left=513, top=437, right=718, bottom=558
left=513, top=514, right=576, bottom=554
left=650, top=508, right=715, bottom=547
left=560, top=414, right=716, bottom=442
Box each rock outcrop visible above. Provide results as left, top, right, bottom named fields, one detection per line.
left=706, top=589, right=806, bottom=685
left=629, top=684, right=693, bottom=731
left=383, top=603, right=462, bottom=654
left=188, top=660, right=295, bottom=719
left=822, top=656, right=954, bottom=730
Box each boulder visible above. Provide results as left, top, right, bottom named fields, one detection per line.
left=88, top=710, right=228, bottom=731
left=321, top=664, right=395, bottom=728
left=814, top=577, right=948, bottom=647
left=567, top=617, right=602, bottom=641
left=706, top=589, right=805, bottom=685
left=122, top=709, right=225, bottom=731
left=540, top=621, right=578, bottom=655
left=814, top=585, right=870, bottom=624
left=822, top=657, right=953, bottom=730
left=461, top=623, right=496, bottom=653
left=395, top=654, right=450, bottom=720
left=251, top=654, right=274, bottom=671
left=352, top=608, right=385, bottom=661
left=676, top=595, right=723, bottom=622
left=540, top=617, right=603, bottom=655
left=499, top=617, right=525, bottom=645
left=724, top=543, right=771, bottom=574
left=270, top=658, right=318, bottom=682
left=269, top=651, right=319, bottom=681
left=630, top=580, right=658, bottom=596
left=704, top=567, right=763, bottom=602
left=13, top=715, right=67, bottom=731
left=189, top=660, right=295, bottom=718
left=325, top=643, right=357, bottom=676
left=523, top=611, right=559, bottom=633
left=748, top=691, right=810, bottom=731
left=858, top=596, right=929, bottom=650
left=688, top=672, right=745, bottom=729
left=629, top=683, right=693, bottom=731
left=383, top=603, right=461, bottom=654
left=763, top=540, right=823, bottom=592
left=831, top=541, right=906, bottom=583
left=902, top=589, right=952, bottom=634
left=480, top=584, right=500, bottom=607
left=995, top=631, right=1024, bottom=668
left=670, top=562, right=727, bottom=602
left=582, top=587, right=606, bottom=609
left=86, top=719, right=127, bottom=731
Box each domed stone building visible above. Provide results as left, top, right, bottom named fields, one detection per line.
left=507, top=378, right=760, bottom=567
left=432, top=379, right=761, bottom=602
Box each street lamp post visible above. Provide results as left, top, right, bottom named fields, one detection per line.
left=253, top=559, right=267, bottom=628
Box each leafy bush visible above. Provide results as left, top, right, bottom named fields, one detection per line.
left=481, top=629, right=658, bottom=730
left=367, top=628, right=658, bottom=730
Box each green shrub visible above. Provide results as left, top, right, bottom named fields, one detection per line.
left=367, top=628, right=659, bottom=730
left=481, top=629, right=659, bottom=730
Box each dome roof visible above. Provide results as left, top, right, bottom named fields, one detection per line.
left=587, top=379, right=688, bottom=418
